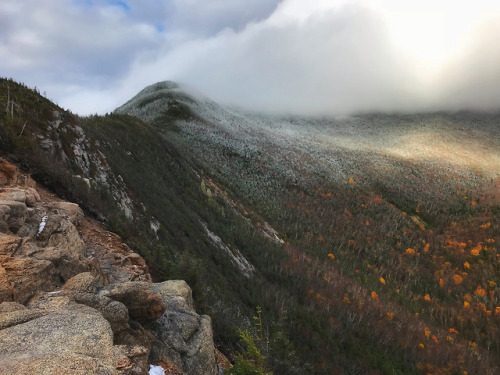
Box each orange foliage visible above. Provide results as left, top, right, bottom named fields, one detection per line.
left=439, top=278, right=444, bottom=287
left=474, top=285, right=487, bottom=296
left=464, top=261, right=470, bottom=269
left=424, top=294, right=431, bottom=302
left=405, top=248, right=416, bottom=255
left=379, top=277, right=386, bottom=285
left=470, top=243, right=482, bottom=256
left=327, top=253, right=335, bottom=260
left=371, top=291, right=378, bottom=300
left=453, top=274, right=463, bottom=285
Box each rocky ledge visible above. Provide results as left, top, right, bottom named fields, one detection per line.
left=0, top=159, right=222, bottom=375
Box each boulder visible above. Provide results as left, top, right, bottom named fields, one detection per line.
left=71, top=291, right=130, bottom=334
left=42, top=217, right=86, bottom=260
left=48, top=201, right=80, bottom=222
left=25, top=188, right=40, bottom=207
left=62, top=271, right=105, bottom=294
left=0, top=308, right=46, bottom=329
left=0, top=257, right=58, bottom=304
left=0, top=233, right=21, bottom=257
left=152, top=280, right=195, bottom=310
left=0, top=200, right=27, bottom=233
left=182, top=315, right=218, bottom=375
left=0, top=188, right=25, bottom=203
left=0, top=308, right=116, bottom=374
left=155, top=311, right=199, bottom=354
left=0, top=301, right=26, bottom=313
left=152, top=280, right=218, bottom=375
left=100, top=282, right=165, bottom=324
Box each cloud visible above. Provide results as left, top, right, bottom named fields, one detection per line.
left=2, top=0, right=500, bottom=115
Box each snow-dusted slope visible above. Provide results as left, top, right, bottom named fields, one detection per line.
left=115, top=83, right=500, bottom=213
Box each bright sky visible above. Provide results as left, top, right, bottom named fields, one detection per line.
left=1, top=0, right=500, bottom=115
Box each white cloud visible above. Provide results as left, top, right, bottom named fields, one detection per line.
left=2, top=0, right=500, bottom=115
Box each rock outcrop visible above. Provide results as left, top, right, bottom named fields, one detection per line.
left=0, top=159, right=220, bottom=375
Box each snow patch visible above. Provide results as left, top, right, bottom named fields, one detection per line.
left=149, top=365, right=165, bottom=375
left=150, top=219, right=160, bottom=234
left=37, top=215, right=48, bottom=236
left=257, top=221, right=285, bottom=245
left=201, top=222, right=254, bottom=278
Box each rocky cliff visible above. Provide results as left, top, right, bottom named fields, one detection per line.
left=0, top=159, right=224, bottom=375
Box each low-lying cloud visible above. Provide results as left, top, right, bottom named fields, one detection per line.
left=1, top=0, right=500, bottom=115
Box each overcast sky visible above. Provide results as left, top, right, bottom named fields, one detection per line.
left=2, top=0, right=500, bottom=115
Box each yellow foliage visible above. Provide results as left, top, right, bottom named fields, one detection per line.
left=464, top=261, right=470, bottom=269
left=424, top=327, right=431, bottom=338
left=468, top=341, right=478, bottom=354
left=348, top=177, right=354, bottom=184
left=418, top=343, right=425, bottom=349
left=464, top=301, right=470, bottom=309
left=379, top=277, right=386, bottom=285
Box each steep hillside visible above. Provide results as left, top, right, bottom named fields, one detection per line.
left=116, top=81, right=500, bottom=374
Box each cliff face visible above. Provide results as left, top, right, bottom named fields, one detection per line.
left=0, top=159, right=221, bottom=375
